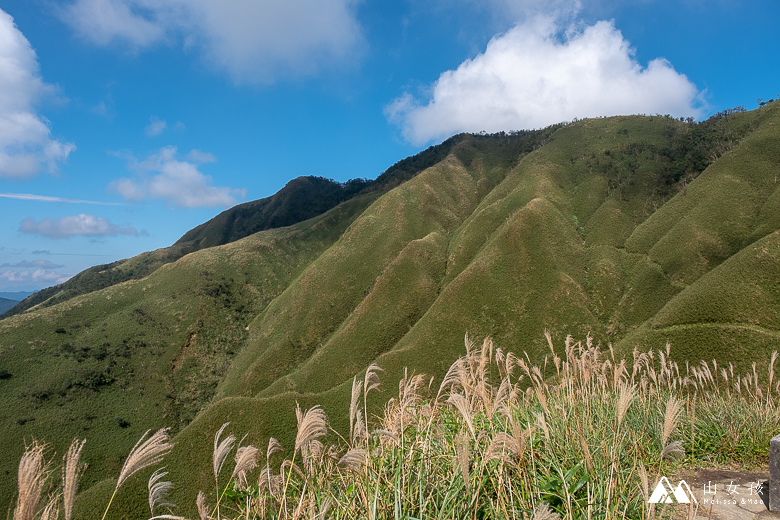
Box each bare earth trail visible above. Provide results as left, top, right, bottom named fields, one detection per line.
left=666, top=467, right=780, bottom=520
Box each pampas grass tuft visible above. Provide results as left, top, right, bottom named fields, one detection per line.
left=14, top=441, right=48, bottom=520
left=62, top=438, right=86, bottom=520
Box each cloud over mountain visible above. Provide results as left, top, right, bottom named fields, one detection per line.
left=109, top=146, right=246, bottom=208
left=387, top=16, right=704, bottom=145
left=0, top=10, right=75, bottom=178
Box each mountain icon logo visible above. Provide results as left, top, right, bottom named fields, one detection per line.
left=648, top=477, right=697, bottom=504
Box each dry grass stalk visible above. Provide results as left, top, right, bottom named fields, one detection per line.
left=116, top=428, right=172, bottom=490
left=266, top=437, right=282, bottom=462
left=39, top=496, right=59, bottom=520
left=14, top=441, right=48, bottom=520
left=257, top=467, right=283, bottom=498
left=447, top=393, right=475, bottom=439
left=232, top=445, right=259, bottom=488
left=364, top=364, right=383, bottom=395
left=535, top=411, right=550, bottom=442
left=349, top=377, right=363, bottom=445
left=638, top=462, right=649, bottom=503
left=196, top=491, right=209, bottom=520
left=148, top=468, right=175, bottom=515
left=616, top=383, right=635, bottom=428
left=530, top=502, right=561, bottom=520
left=213, top=423, right=236, bottom=485
left=338, top=448, right=367, bottom=474
left=578, top=434, right=594, bottom=474
left=62, top=438, right=86, bottom=520
left=100, top=428, right=172, bottom=520
left=316, top=498, right=333, bottom=520
left=295, top=404, right=328, bottom=471
left=455, top=430, right=470, bottom=493
left=662, top=396, right=683, bottom=447
left=486, top=426, right=531, bottom=468
left=660, top=440, right=685, bottom=461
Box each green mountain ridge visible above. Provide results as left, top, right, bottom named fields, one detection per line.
left=1, top=104, right=779, bottom=517
left=1, top=133, right=466, bottom=319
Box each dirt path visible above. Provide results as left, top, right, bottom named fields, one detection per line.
left=660, top=467, right=779, bottom=520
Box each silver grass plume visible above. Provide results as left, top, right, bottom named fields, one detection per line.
left=661, top=395, right=683, bottom=447
left=101, top=428, right=172, bottom=520
left=196, top=491, right=209, bottom=520
left=38, top=497, right=59, bottom=520
left=115, top=429, right=172, bottom=490
left=660, top=440, right=685, bottom=461
left=148, top=468, right=175, bottom=515
left=530, top=502, right=561, bottom=520
left=62, top=439, right=86, bottom=520
left=338, top=448, right=367, bottom=474
left=447, top=393, right=475, bottom=439
left=14, top=441, right=47, bottom=520
left=616, top=383, right=635, bottom=428
left=295, top=404, right=328, bottom=469
left=266, top=437, right=282, bottom=463
left=213, top=423, right=236, bottom=484
left=232, top=445, right=259, bottom=489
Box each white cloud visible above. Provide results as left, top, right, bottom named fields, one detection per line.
left=386, top=16, right=705, bottom=145
left=144, top=116, right=167, bottom=136
left=0, top=192, right=123, bottom=205
left=186, top=149, right=216, bottom=163
left=61, top=0, right=165, bottom=47
left=1, top=260, right=64, bottom=269
left=109, top=146, right=246, bottom=208
left=0, top=9, right=76, bottom=178
left=59, top=0, right=364, bottom=83
left=0, top=268, right=72, bottom=286
left=19, top=214, right=140, bottom=239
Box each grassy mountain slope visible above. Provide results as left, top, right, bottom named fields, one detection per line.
left=1, top=103, right=779, bottom=517
left=0, top=195, right=372, bottom=511
left=1, top=136, right=467, bottom=320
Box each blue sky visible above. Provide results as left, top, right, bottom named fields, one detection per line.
left=0, top=0, right=778, bottom=293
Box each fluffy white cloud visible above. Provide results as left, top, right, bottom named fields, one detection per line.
left=386, top=17, right=705, bottom=145
left=61, top=0, right=165, bottom=47
left=19, top=214, right=140, bottom=239
left=109, top=146, right=246, bottom=208
left=0, top=9, right=75, bottom=178
left=0, top=268, right=72, bottom=286
left=60, top=0, right=364, bottom=83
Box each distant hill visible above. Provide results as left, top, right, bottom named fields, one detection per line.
left=0, top=297, right=18, bottom=314
left=0, top=291, right=33, bottom=300
left=1, top=103, right=779, bottom=518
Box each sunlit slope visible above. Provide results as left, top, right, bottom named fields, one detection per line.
left=617, top=229, right=780, bottom=361
left=218, top=154, right=501, bottom=398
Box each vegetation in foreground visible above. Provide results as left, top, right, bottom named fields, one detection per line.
left=13, top=335, right=779, bottom=520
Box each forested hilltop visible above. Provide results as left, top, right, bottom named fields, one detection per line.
left=1, top=102, right=779, bottom=517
